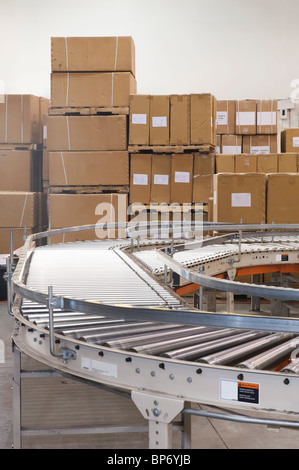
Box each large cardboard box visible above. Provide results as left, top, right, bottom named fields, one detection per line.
left=235, top=154, right=257, bottom=173
left=256, top=99, right=277, bottom=134
left=0, top=150, right=42, bottom=192
left=51, top=37, right=135, bottom=76
left=193, top=174, right=213, bottom=204
left=257, top=154, right=278, bottom=173
left=51, top=72, right=137, bottom=108
left=0, top=95, right=41, bottom=144
left=47, top=115, right=127, bottom=151
left=0, top=192, right=40, bottom=228
left=129, top=95, right=150, bottom=145
left=243, top=135, right=277, bottom=154
left=129, top=154, right=152, bottom=204
left=190, top=94, right=217, bottom=146
left=149, top=95, right=170, bottom=145
left=216, top=154, right=235, bottom=173
left=193, top=153, right=215, bottom=176
left=49, top=151, right=129, bottom=186
left=278, top=153, right=298, bottom=172
left=267, top=174, right=299, bottom=223
left=221, top=135, right=242, bottom=154
left=170, top=95, right=190, bottom=145
left=236, top=100, right=257, bottom=135
left=281, top=128, right=299, bottom=153
left=151, top=154, right=171, bottom=203
left=216, top=100, right=236, bottom=135
left=170, top=154, right=193, bottom=204
left=213, top=173, right=266, bottom=223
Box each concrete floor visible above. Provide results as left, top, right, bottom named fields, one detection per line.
left=2, top=300, right=299, bottom=449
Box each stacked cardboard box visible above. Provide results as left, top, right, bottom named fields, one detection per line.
left=0, top=95, right=49, bottom=253
left=47, top=37, right=135, bottom=240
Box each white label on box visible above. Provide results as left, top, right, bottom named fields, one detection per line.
left=81, top=357, right=117, bottom=377
left=175, top=171, right=190, bottom=183
left=216, top=111, right=228, bottom=126
left=152, top=116, right=167, bottom=127
left=250, top=146, right=270, bottom=155
left=257, top=111, right=276, bottom=126
left=231, top=193, right=251, bottom=207
left=132, top=113, right=147, bottom=125
left=222, top=145, right=242, bottom=154
left=43, top=125, right=47, bottom=139
left=154, top=174, right=169, bottom=185
left=236, top=111, right=255, bottom=126
left=216, top=146, right=220, bottom=154
left=293, top=137, right=299, bottom=147
left=133, top=173, right=148, bottom=185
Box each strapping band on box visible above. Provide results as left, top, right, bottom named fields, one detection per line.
left=60, top=152, right=68, bottom=185
left=66, top=116, right=71, bottom=151
left=19, top=192, right=29, bottom=227
left=111, top=37, right=119, bottom=107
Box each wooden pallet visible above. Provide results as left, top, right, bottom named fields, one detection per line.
left=49, top=106, right=129, bottom=116
left=0, top=143, right=42, bottom=151
left=128, top=203, right=208, bottom=213
left=128, top=144, right=215, bottom=154
left=48, top=185, right=130, bottom=195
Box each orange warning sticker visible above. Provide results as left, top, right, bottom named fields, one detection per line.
left=238, top=382, right=259, bottom=404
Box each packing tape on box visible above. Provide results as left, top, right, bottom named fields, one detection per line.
left=60, top=152, right=69, bottom=185
left=19, top=192, right=29, bottom=227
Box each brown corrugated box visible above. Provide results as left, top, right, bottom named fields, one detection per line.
left=193, top=153, right=215, bottom=176
left=190, top=94, right=217, bottom=146
left=193, top=174, right=213, bottom=204
left=267, top=174, right=299, bottom=223
left=129, top=95, right=150, bottom=145
left=149, top=95, right=170, bottom=145
left=216, top=100, right=236, bottom=135
left=256, top=99, right=277, bottom=134
left=278, top=153, right=298, bottom=172
left=42, top=114, right=48, bottom=148
left=236, top=100, right=257, bottom=135
left=235, top=154, right=257, bottom=173
left=257, top=154, right=278, bottom=173
left=170, top=154, right=193, bottom=204
left=243, top=135, right=277, bottom=154
left=281, top=128, right=299, bottom=152
left=0, top=191, right=40, bottom=227
left=213, top=173, right=266, bottom=223
left=47, top=115, right=127, bottom=151
left=151, top=154, right=171, bottom=203
left=129, top=154, right=152, bottom=204
left=51, top=37, right=135, bottom=76
left=0, top=150, right=42, bottom=192
left=170, top=95, right=190, bottom=145
left=216, top=154, right=235, bottom=173
left=0, top=95, right=41, bottom=144
left=221, top=135, right=242, bottom=154
left=51, top=72, right=137, bottom=108
left=49, top=151, right=129, bottom=186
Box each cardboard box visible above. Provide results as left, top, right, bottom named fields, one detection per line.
left=39, top=97, right=50, bottom=144
left=242, top=135, right=277, bottom=154
left=129, top=154, right=152, bottom=204
left=170, top=154, right=193, bottom=204
left=0, top=150, right=42, bottom=192
left=267, top=174, right=299, bottom=223
left=49, top=151, right=129, bottom=186
left=278, top=153, right=298, bottom=172
left=129, top=95, right=150, bottom=145
left=193, top=174, right=213, bottom=204
left=221, top=135, right=242, bottom=154
left=213, top=173, right=266, bottom=223
left=216, top=154, right=235, bottom=173
left=190, top=94, right=217, bottom=146
left=236, top=100, right=257, bottom=135
left=51, top=72, right=137, bottom=108
left=48, top=193, right=128, bottom=240
left=257, top=154, right=278, bottom=173
left=193, top=153, right=215, bottom=176
left=149, top=95, right=170, bottom=145
left=235, top=154, right=257, bottom=173
left=281, top=128, right=299, bottom=152
left=0, top=95, right=41, bottom=144
left=0, top=192, right=40, bottom=228
left=151, top=154, right=171, bottom=203
left=42, top=114, right=48, bottom=148
left=216, top=100, right=236, bottom=135
left=47, top=115, right=127, bottom=151
left=170, top=95, right=190, bottom=145
left=256, top=99, right=277, bottom=134
left=51, top=37, right=135, bottom=76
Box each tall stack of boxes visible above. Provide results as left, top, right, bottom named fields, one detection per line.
left=47, top=37, right=136, bottom=241
left=0, top=95, right=49, bottom=253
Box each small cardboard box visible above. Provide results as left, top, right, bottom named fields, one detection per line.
left=193, top=174, right=213, bottom=204
left=216, top=100, right=236, bottom=135
left=170, top=95, right=190, bottom=145
left=190, top=94, right=217, bottom=146
left=221, top=135, right=242, bottom=154
left=51, top=36, right=135, bottom=76
left=0, top=150, right=42, bottom=192
left=281, top=128, right=299, bottom=153
left=235, top=154, right=257, bottom=173
left=0, top=191, right=40, bottom=228
left=129, top=95, right=150, bottom=145
left=149, top=95, right=170, bottom=145
left=216, top=154, right=235, bottom=173
left=47, top=115, right=127, bottom=151
left=170, top=154, right=193, bottom=204
left=236, top=100, right=257, bottom=135
left=151, top=154, right=171, bottom=203
left=0, top=95, right=41, bottom=144
left=129, top=154, right=152, bottom=204
left=242, top=135, right=277, bottom=154
left=267, top=174, right=299, bottom=223
left=51, top=72, right=137, bottom=108
left=257, top=154, right=278, bottom=173
left=213, top=173, right=266, bottom=223
left=256, top=99, right=277, bottom=134
left=278, top=153, right=298, bottom=172
left=49, top=151, right=129, bottom=186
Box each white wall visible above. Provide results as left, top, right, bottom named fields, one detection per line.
left=1, top=0, right=299, bottom=101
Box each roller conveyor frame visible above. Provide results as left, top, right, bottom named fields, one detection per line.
left=8, top=221, right=299, bottom=448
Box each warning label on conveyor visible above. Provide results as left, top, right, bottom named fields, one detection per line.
left=238, top=382, right=259, bottom=404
